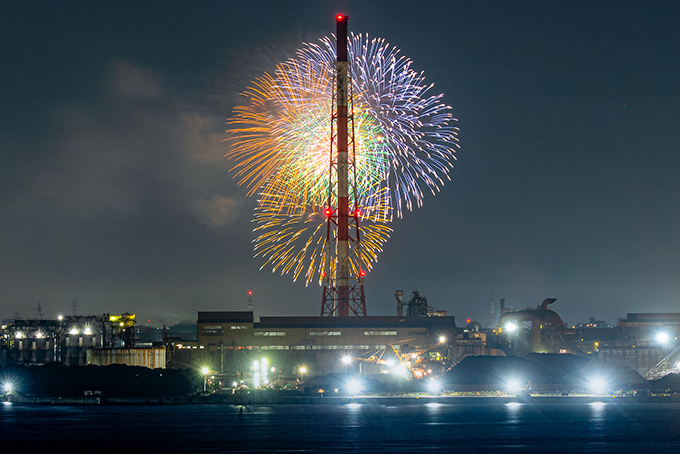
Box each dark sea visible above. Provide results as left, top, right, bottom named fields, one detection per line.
left=3, top=400, right=680, bottom=453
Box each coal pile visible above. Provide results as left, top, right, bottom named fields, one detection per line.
left=442, top=354, right=645, bottom=392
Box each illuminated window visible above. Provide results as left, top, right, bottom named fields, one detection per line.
left=201, top=325, right=224, bottom=335
left=253, top=331, right=286, bottom=337
left=309, top=331, right=341, bottom=336
left=364, top=331, right=397, bottom=336
left=230, top=325, right=248, bottom=330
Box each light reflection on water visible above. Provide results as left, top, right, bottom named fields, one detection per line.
left=504, top=401, right=523, bottom=427
left=505, top=402, right=523, bottom=409
left=425, top=402, right=444, bottom=410
left=589, top=401, right=607, bottom=418
left=2, top=401, right=680, bottom=453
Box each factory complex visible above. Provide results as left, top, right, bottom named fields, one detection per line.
left=3, top=291, right=680, bottom=396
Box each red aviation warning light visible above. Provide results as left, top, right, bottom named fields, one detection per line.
left=360, top=270, right=366, bottom=277
left=466, top=318, right=471, bottom=324
left=248, top=290, right=253, bottom=296
left=335, top=14, right=348, bottom=62
left=324, top=207, right=333, bottom=218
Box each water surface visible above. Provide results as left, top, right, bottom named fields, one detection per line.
left=3, top=401, right=679, bottom=452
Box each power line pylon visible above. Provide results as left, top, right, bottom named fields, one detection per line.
left=320, top=14, right=366, bottom=317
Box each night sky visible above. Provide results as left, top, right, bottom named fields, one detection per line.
left=2, top=1, right=679, bottom=326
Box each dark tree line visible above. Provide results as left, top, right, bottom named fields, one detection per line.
left=1, top=363, right=197, bottom=397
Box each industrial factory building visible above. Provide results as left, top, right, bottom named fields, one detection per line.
left=189, top=310, right=457, bottom=380
left=597, top=313, right=680, bottom=376
left=0, top=313, right=166, bottom=368
left=492, top=303, right=680, bottom=377
left=162, top=290, right=480, bottom=384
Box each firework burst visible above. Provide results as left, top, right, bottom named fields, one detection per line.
left=225, top=33, right=459, bottom=285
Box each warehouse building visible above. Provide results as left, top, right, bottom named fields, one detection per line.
left=186, top=311, right=458, bottom=382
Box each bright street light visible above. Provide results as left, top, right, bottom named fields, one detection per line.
left=504, top=379, right=523, bottom=394
left=587, top=376, right=609, bottom=395
left=347, top=378, right=362, bottom=395
left=299, top=367, right=307, bottom=382
left=427, top=380, right=441, bottom=394
left=201, top=367, right=210, bottom=392
left=505, top=322, right=518, bottom=333
left=438, top=336, right=447, bottom=343
left=392, top=365, right=409, bottom=377
left=657, top=332, right=671, bottom=345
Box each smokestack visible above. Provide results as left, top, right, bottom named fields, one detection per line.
left=395, top=290, right=404, bottom=318
left=320, top=14, right=366, bottom=318
left=336, top=15, right=348, bottom=62
left=500, top=298, right=505, bottom=313
left=335, top=14, right=350, bottom=317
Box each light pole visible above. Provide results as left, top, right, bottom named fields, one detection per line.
left=299, top=367, right=307, bottom=383
left=201, top=367, right=210, bottom=392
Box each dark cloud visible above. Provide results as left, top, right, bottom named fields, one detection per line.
left=192, top=197, right=242, bottom=228
left=109, top=61, right=164, bottom=99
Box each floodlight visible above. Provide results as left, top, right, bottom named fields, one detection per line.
left=657, top=332, right=670, bottom=345
left=427, top=380, right=441, bottom=394
left=347, top=378, right=362, bottom=395
left=587, top=376, right=608, bottom=394
left=504, top=379, right=523, bottom=394
left=392, top=365, right=409, bottom=377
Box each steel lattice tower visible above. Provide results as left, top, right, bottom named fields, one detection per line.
left=320, top=14, right=366, bottom=317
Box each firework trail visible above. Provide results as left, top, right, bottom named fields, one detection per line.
left=225, top=33, right=459, bottom=285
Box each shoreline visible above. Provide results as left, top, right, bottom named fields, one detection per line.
left=6, top=392, right=680, bottom=406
